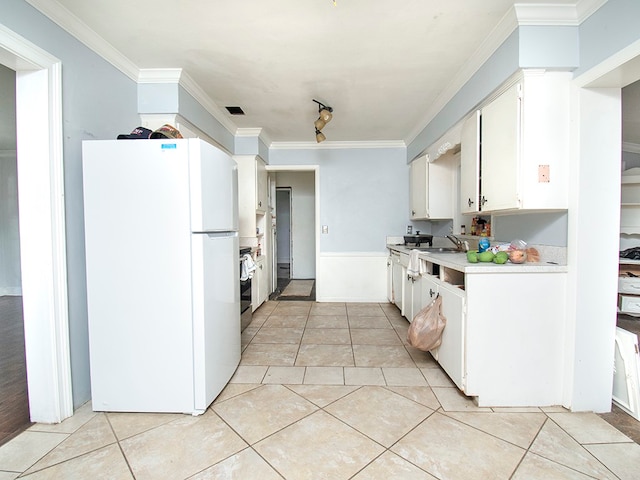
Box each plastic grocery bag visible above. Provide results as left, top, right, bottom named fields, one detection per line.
left=407, top=295, right=447, bottom=351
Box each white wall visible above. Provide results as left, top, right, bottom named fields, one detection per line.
left=275, top=171, right=315, bottom=279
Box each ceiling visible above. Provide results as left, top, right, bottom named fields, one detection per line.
left=29, top=0, right=591, bottom=145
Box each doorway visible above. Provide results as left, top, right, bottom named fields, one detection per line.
left=268, top=168, right=318, bottom=301
left=0, top=64, right=30, bottom=443
left=276, top=187, right=292, bottom=281
left=0, top=27, right=73, bottom=425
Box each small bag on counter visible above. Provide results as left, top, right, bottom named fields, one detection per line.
left=407, top=295, right=447, bottom=351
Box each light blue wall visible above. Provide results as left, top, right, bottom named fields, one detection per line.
left=519, top=26, right=579, bottom=68
left=4, top=0, right=141, bottom=408
left=269, top=147, right=408, bottom=252
left=493, top=212, right=568, bottom=246
left=576, top=0, right=640, bottom=77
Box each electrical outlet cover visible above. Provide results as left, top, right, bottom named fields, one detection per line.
left=538, top=165, right=550, bottom=183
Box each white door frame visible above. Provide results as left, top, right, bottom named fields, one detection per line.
left=0, top=24, right=73, bottom=423
left=266, top=165, right=319, bottom=289
left=564, top=40, right=640, bottom=411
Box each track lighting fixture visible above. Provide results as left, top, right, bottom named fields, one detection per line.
left=312, top=99, right=333, bottom=143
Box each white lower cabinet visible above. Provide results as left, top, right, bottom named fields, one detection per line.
left=390, top=246, right=568, bottom=407
left=613, top=327, right=640, bottom=420
left=434, top=283, right=466, bottom=390
left=390, top=252, right=404, bottom=312
left=252, top=256, right=268, bottom=312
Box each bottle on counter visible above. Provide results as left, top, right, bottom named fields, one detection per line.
left=478, top=237, right=490, bottom=253
left=461, top=225, right=466, bottom=235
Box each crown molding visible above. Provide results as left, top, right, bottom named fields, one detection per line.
left=514, top=4, right=580, bottom=26
left=25, top=0, right=139, bottom=81
left=137, top=68, right=183, bottom=84
left=270, top=140, right=406, bottom=150
left=624, top=142, right=640, bottom=154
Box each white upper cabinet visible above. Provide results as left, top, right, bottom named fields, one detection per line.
left=460, top=70, right=571, bottom=214
left=255, top=158, right=268, bottom=213
left=481, top=82, right=521, bottom=211
left=235, top=154, right=268, bottom=243
left=410, top=154, right=455, bottom=220
left=460, top=110, right=480, bottom=214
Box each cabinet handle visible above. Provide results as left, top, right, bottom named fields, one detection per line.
left=467, top=198, right=475, bottom=207
left=429, top=288, right=436, bottom=297
left=411, top=210, right=415, bottom=216
left=481, top=196, right=487, bottom=206
left=258, top=201, right=262, bottom=207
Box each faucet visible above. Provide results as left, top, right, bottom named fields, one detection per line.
left=446, top=234, right=467, bottom=252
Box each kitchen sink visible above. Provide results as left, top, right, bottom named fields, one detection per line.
left=413, top=247, right=462, bottom=253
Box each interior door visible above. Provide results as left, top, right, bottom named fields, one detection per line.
left=460, top=110, right=480, bottom=214
left=613, top=327, right=640, bottom=420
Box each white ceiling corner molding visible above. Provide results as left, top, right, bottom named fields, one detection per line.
left=25, top=0, right=138, bottom=81
left=624, top=142, right=640, bottom=154
left=514, top=4, right=580, bottom=26
left=137, top=68, right=183, bottom=84
left=270, top=140, right=406, bottom=150
left=404, top=5, right=519, bottom=145
left=236, top=127, right=271, bottom=148
left=235, top=128, right=263, bottom=137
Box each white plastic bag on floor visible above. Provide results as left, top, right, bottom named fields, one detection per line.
left=407, top=295, right=446, bottom=351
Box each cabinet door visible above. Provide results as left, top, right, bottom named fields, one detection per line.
left=410, top=155, right=428, bottom=219
left=436, top=283, right=466, bottom=390
left=460, top=110, right=480, bottom=214
left=251, top=257, right=264, bottom=312
left=258, top=258, right=269, bottom=305
left=427, top=159, right=455, bottom=219
left=480, top=83, right=521, bottom=211
left=420, top=275, right=440, bottom=357
left=392, top=254, right=404, bottom=311
left=387, top=255, right=394, bottom=303
left=409, top=276, right=423, bottom=323
left=256, top=158, right=268, bottom=212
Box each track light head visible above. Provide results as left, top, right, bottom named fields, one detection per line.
left=312, top=99, right=333, bottom=142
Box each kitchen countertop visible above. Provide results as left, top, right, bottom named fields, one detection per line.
left=387, top=244, right=568, bottom=274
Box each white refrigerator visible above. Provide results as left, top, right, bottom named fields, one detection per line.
left=82, top=138, right=240, bottom=415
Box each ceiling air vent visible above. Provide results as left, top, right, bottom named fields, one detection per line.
left=225, top=106, right=245, bottom=115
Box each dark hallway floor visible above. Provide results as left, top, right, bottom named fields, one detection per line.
left=0, top=295, right=31, bottom=446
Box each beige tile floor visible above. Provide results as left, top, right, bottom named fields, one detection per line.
left=2, top=300, right=640, bottom=479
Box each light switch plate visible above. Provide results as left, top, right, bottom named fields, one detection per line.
left=538, top=165, right=550, bottom=183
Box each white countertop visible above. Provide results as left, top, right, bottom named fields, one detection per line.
left=387, top=244, right=568, bottom=274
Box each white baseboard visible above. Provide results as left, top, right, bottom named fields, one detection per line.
left=316, top=252, right=388, bottom=303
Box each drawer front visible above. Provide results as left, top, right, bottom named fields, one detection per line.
left=619, top=277, right=640, bottom=295
left=619, top=294, right=640, bottom=313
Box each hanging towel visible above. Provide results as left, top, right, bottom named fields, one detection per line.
left=407, top=249, right=423, bottom=279
left=241, top=253, right=257, bottom=281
